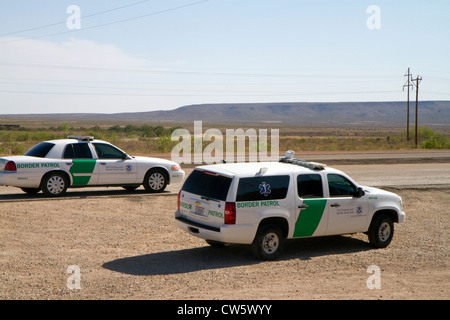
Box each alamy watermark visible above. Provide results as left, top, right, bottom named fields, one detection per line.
left=170, top=121, right=279, bottom=164
left=366, top=264, right=381, bottom=289
left=366, top=5, right=381, bottom=30
left=66, top=265, right=81, bottom=290
left=66, top=5, right=81, bottom=30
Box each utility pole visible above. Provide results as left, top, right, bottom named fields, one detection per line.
left=411, top=75, right=422, bottom=147
left=403, top=68, right=413, bottom=141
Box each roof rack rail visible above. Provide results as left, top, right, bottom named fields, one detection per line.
left=67, top=135, right=94, bottom=141
left=279, top=150, right=326, bottom=170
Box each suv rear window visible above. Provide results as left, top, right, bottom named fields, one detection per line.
left=24, top=142, right=55, bottom=158
left=182, top=169, right=232, bottom=201
left=237, top=175, right=290, bottom=201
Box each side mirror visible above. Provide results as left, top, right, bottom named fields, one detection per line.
left=355, top=187, right=365, bottom=198
left=122, top=153, right=132, bottom=160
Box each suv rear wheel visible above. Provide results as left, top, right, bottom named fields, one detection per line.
left=251, top=224, right=284, bottom=260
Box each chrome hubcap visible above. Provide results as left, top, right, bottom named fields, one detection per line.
left=149, top=172, right=165, bottom=190
left=378, top=222, right=391, bottom=242
left=262, top=232, right=279, bottom=254
left=46, top=176, right=65, bottom=195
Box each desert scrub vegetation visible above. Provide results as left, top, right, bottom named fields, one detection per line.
left=0, top=123, right=448, bottom=156
left=281, top=126, right=450, bottom=152
left=0, top=124, right=180, bottom=156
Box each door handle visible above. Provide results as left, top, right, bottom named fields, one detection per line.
left=330, top=203, right=341, bottom=207
left=298, top=204, right=309, bottom=209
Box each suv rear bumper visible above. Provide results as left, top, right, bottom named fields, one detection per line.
left=174, top=211, right=256, bottom=244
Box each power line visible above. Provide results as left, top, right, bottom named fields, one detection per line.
left=0, top=0, right=212, bottom=44
left=0, top=89, right=400, bottom=97
left=0, top=61, right=401, bottom=80
left=403, top=67, right=413, bottom=140
left=0, top=0, right=154, bottom=37
left=411, top=75, right=423, bottom=147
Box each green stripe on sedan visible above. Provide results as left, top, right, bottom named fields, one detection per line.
left=69, top=159, right=96, bottom=186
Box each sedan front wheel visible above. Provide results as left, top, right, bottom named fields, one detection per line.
left=143, top=168, right=168, bottom=193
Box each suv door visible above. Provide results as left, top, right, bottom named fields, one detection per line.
left=92, top=143, right=137, bottom=185
left=325, top=173, right=368, bottom=235
left=294, top=173, right=328, bottom=237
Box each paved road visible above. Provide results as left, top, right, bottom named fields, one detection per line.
left=297, top=150, right=450, bottom=164
left=333, top=163, right=450, bottom=188
left=0, top=161, right=448, bottom=202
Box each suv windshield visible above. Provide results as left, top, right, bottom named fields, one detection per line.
left=24, top=142, right=55, bottom=158
left=182, top=169, right=232, bottom=201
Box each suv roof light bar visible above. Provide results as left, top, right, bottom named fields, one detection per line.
left=280, top=150, right=326, bottom=170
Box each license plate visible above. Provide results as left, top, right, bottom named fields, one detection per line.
left=194, top=205, right=206, bottom=217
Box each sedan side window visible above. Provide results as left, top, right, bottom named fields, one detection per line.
left=93, top=143, right=125, bottom=159
left=63, top=143, right=93, bottom=159
left=327, top=174, right=357, bottom=197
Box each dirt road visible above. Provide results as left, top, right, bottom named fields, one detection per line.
left=0, top=164, right=448, bottom=300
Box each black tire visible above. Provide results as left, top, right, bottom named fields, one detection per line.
left=205, top=240, right=225, bottom=248
left=368, top=214, right=394, bottom=248
left=41, top=172, right=68, bottom=197
left=20, top=187, right=40, bottom=194
left=122, top=186, right=139, bottom=191
left=143, top=168, right=168, bottom=193
left=251, top=224, right=284, bottom=260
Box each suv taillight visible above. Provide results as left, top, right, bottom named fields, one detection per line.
left=4, top=161, right=17, bottom=171
left=177, top=190, right=181, bottom=210
left=224, top=202, right=236, bottom=225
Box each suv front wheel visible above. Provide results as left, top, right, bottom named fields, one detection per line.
left=368, top=214, right=394, bottom=248
left=251, top=224, right=284, bottom=260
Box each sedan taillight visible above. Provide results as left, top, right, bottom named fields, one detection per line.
left=4, top=161, right=17, bottom=171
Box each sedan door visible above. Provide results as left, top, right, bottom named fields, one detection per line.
left=92, top=143, right=137, bottom=185
left=61, top=142, right=99, bottom=186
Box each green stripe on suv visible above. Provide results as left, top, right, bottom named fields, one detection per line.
left=293, top=199, right=327, bottom=237
left=69, top=159, right=96, bottom=186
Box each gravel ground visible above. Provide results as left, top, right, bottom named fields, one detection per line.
left=0, top=182, right=448, bottom=300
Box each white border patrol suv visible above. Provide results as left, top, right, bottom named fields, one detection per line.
left=0, top=136, right=184, bottom=197
left=175, top=151, right=405, bottom=260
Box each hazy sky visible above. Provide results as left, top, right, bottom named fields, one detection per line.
left=0, top=0, right=449, bottom=114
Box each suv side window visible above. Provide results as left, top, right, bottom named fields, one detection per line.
left=237, top=175, right=290, bottom=201
left=297, top=174, right=323, bottom=198
left=63, top=143, right=93, bottom=159
left=327, top=174, right=357, bottom=197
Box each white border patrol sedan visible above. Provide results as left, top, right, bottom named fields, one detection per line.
left=0, top=136, right=185, bottom=197
left=175, top=151, right=405, bottom=260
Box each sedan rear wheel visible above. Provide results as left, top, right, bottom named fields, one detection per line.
left=41, top=172, right=68, bottom=197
